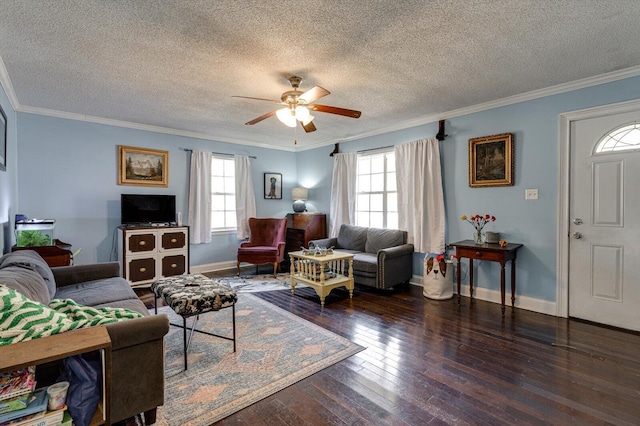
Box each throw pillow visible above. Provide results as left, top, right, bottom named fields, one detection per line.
left=0, top=265, right=51, bottom=304
left=337, top=225, right=368, bottom=252
left=0, top=250, right=57, bottom=299
left=365, top=228, right=406, bottom=254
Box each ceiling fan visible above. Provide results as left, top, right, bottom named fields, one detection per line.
left=233, top=76, right=361, bottom=133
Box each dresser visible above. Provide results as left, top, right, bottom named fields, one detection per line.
left=118, top=226, right=189, bottom=287
left=285, top=213, right=327, bottom=256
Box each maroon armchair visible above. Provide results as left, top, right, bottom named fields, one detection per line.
left=237, top=217, right=288, bottom=277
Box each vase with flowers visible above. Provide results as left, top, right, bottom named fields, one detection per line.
left=461, top=214, right=496, bottom=244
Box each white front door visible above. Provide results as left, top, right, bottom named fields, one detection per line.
left=569, top=109, right=640, bottom=331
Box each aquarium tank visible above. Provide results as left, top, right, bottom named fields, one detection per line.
left=15, top=220, right=55, bottom=247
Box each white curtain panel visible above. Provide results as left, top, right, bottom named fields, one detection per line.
left=329, top=152, right=357, bottom=237
left=395, top=138, right=445, bottom=253
left=188, top=150, right=212, bottom=244
left=234, top=155, right=256, bottom=240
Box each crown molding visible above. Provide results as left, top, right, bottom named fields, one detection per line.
left=0, top=56, right=21, bottom=110
left=16, top=104, right=297, bottom=152
left=295, top=65, right=640, bottom=152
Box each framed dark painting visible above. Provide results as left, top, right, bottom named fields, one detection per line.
left=0, top=104, right=6, bottom=171
left=468, top=133, right=514, bottom=187
left=264, top=172, right=282, bottom=199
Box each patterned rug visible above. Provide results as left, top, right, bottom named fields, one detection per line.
left=203, top=272, right=304, bottom=293
left=154, top=293, right=363, bottom=426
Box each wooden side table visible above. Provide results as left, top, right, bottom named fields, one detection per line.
left=451, top=240, right=523, bottom=316
left=11, top=240, right=73, bottom=267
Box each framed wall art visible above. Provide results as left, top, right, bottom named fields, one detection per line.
left=0, top=104, right=6, bottom=171
left=264, top=172, right=282, bottom=199
left=468, top=133, right=514, bottom=187
left=118, top=145, right=169, bottom=187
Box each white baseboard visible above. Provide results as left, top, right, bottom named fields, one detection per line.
left=190, top=261, right=279, bottom=275
left=411, top=275, right=557, bottom=316
left=190, top=261, right=238, bottom=274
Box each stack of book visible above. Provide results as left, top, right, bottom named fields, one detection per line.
left=0, top=367, right=36, bottom=417
left=0, top=368, right=67, bottom=426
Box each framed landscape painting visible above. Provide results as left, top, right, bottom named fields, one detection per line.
left=264, top=172, right=282, bottom=199
left=118, top=145, right=169, bottom=187
left=0, top=104, right=6, bottom=171
left=468, top=133, right=514, bottom=187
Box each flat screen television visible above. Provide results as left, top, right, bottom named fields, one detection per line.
left=121, top=194, right=176, bottom=225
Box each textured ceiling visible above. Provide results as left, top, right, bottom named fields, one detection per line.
left=1, top=0, right=640, bottom=151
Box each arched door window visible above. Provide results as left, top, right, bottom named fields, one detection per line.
left=594, top=122, right=640, bottom=154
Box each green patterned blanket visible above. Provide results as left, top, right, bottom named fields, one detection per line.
left=0, top=284, right=143, bottom=346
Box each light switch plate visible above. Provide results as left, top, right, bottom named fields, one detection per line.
left=525, top=189, right=538, bottom=200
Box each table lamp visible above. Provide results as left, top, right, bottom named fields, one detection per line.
left=292, top=187, right=308, bottom=212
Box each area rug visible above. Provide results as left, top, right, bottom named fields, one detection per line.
left=203, top=272, right=303, bottom=293
left=154, top=293, right=363, bottom=426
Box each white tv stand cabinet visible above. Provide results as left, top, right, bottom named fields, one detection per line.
left=118, top=225, right=190, bottom=287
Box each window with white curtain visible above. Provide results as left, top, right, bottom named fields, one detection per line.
left=211, top=156, right=237, bottom=231
left=355, top=150, right=397, bottom=229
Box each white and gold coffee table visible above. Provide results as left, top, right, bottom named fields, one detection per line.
left=289, top=250, right=355, bottom=307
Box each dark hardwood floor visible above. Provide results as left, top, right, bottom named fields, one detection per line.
left=142, top=269, right=640, bottom=425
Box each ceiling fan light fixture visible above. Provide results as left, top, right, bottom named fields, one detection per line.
left=294, top=105, right=310, bottom=122
left=276, top=108, right=297, bottom=127
left=302, top=114, right=314, bottom=126
left=236, top=76, right=361, bottom=132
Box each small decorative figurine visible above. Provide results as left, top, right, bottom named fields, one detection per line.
left=499, top=239, right=508, bottom=247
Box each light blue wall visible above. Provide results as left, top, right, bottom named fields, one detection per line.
left=12, top=74, right=640, bottom=304
left=16, top=114, right=296, bottom=265
left=0, top=85, right=18, bottom=254
left=297, top=75, right=640, bottom=302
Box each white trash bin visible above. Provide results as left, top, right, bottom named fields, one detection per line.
left=423, top=256, right=454, bottom=300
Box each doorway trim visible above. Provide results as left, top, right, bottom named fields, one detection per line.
left=557, top=98, right=640, bottom=318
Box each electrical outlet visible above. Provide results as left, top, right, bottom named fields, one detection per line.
left=525, top=189, right=538, bottom=200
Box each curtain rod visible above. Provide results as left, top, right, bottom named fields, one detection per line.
left=180, top=148, right=257, bottom=159
left=357, top=145, right=393, bottom=154
left=351, top=120, right=448, bottom=156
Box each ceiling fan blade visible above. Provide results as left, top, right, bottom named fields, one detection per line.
left=232, top=95, right=282, bottom=104
left=301, top=120, right=317, bottom=133
left=245, top=110, right=277, bottom=125
left=298, top=86, right=330, bottom=104
left=310, top=104, right=361, bottom=119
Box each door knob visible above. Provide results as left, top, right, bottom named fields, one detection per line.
left=573, top=218, right=583, bottom=225
left=571, top=232, right=582, bottom=239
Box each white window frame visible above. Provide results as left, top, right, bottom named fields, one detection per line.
left=594, top=122, right=640, bottom=154
left=210, top=156, right=237, bottom=234
left=355, top=149, right=397, bottom=229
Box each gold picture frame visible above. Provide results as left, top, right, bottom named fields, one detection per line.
left=118, top=145, right=169, bottom=187
left=468, top=133, right=514, bottom=187
left=0, top=103, right=6, bottom=172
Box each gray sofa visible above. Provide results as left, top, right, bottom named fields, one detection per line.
left=310, top=224, right=414, bottom=290
left=0, top=250, right=169, bottom=424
